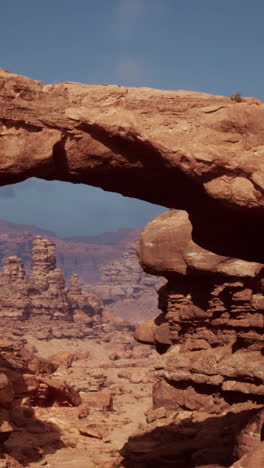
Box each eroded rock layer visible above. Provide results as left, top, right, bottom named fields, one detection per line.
left=90, top=241, right=164, bottom=323
left=1, top=69, right=264, bottom=260
left=132, top=210, right=264, bottom=467
left=0, top=235, right=103, bottom=322
left=1, top=69, right=264, bottom=466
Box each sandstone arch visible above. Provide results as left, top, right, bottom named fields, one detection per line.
left=1, top=69, right=264, bottom=261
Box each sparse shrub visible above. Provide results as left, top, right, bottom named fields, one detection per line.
left=230, top=92, right=243, bottom=103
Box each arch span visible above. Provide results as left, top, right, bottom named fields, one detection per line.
left=1, top=69, right=264, bottom=261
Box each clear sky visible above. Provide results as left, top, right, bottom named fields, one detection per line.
left=0, top=0, right=263, bottom=236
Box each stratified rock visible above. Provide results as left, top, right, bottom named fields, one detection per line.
left=1, top=69, right=264, bottom=261
left=68, top=273, right=103, bottom=323
left=29, top=237, right=71, bottom=319
left=135, top=209, right=264, bottom=466
left=31, top=236, right=56, bottom=281
left=90, top=241, right=163, bottom=323
left=0, top=236, right=103, bottom=322
left=0, top=257, right=30, bottom=319
left=0, top=223, right=142, bottom=285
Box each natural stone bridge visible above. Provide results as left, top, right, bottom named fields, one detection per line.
left=1, top=69, right=264, bottom=261
left=1, top=69, right=264, bottom=466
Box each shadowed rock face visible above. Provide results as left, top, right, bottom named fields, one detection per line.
left=135, top=211, right=264, bottom=458
left=128, top=210, right=264, bottom=467
left=1, top=69, right=264, bottom=260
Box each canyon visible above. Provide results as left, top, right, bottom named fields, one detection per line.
left=0, top=220, right=142, bottom=282
left=0, top=220, right=162, bottom=322
left=0, top=233, right=157, bottom=467
left=0, top=70, right=264, bottom=467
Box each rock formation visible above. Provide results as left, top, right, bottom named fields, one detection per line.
left=0, top=235, right=103, bottom=322
left=131, top=209, right=264, bottom=466
left=90, top=241, right=164, bottom=323
left=1, top=69, right=264, bottom=466
left=0, top=256, right=30, bottom=319
left=0, top=221, right=141, bottom=282
left=68, top=273, right=103, bottom=323
left=1, top=69, right=264, bottom=261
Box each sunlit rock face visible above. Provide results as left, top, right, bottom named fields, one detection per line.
left=1, top=69, right=264, bottom=261
left=0, top=256, right=30, bottom=319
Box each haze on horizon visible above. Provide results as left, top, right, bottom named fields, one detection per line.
left=1, top=0, right=263, bottom=236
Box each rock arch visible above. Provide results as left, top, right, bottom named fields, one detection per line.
left=1, top=69, right=264, bottom=261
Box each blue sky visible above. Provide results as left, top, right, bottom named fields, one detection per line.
left=0, top=0, right=263, bottom=236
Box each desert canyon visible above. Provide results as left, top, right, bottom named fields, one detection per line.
left=0, top=69, right=263, bottom=467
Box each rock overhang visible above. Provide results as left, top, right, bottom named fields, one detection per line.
left=0, top=69, right=264, bottom=261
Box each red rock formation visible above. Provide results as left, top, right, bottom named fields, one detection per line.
left=29, top=236, right=72, bottom=319
left=0, top=235, right=103, bottom=322
left=0, top=340, right=81, bottom=466
left=0, top=221, right=141, bottom=282
left=68, top=273, right=103, bottom=323
left=1, top=69, right=264, bottom=260
left=0, top=257, right=30, bottom=319
left=131, top=210, right=264, bottom=467
left=137, top=211, right=264, bottom=407
left=1, top=69, right=264, bottom=466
